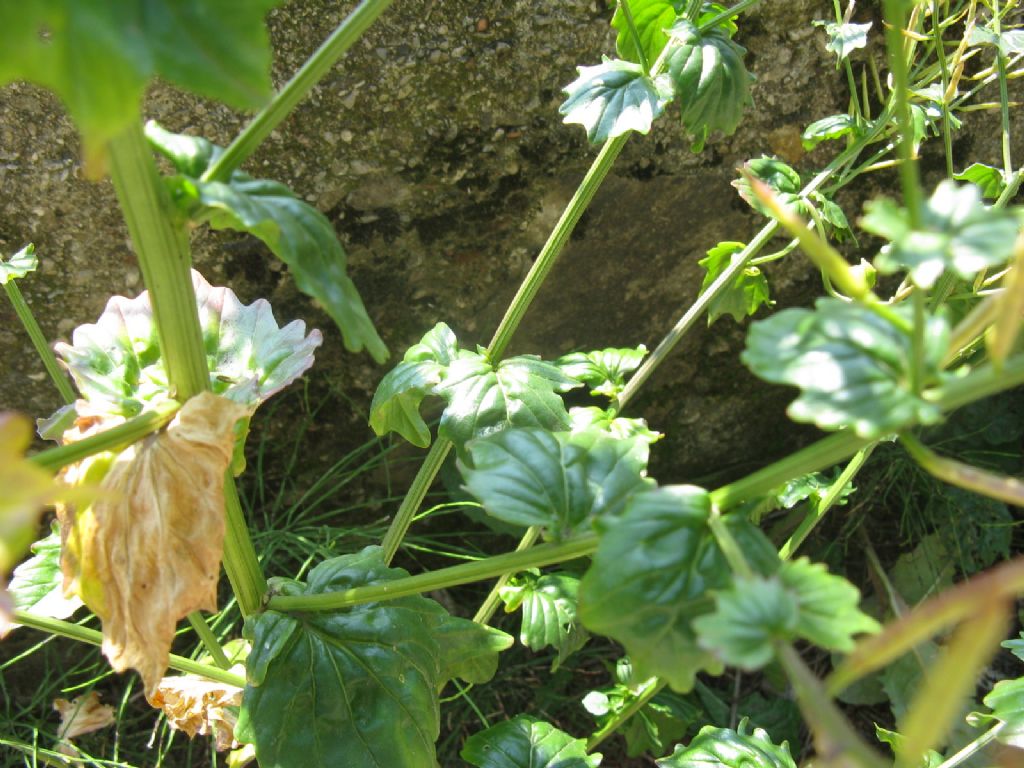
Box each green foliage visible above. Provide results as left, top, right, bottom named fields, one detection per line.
left=560, top=58, right=674, bottom=144
left=734, top=157, right=809, bottom=219
left=0, top=1, right=278, bottom=165
left=657, top=720, right=796, bottom=768
left=557, top=345, right=647, bottom=398
left=953, top=163, right=1007, bottom=200
left=802, top=114, right=858, bottom=150
left=7, top=524, right=82, bottom=621
left=968, top=23, right=1024, bottom=56
left=814, top=20, right=872, bottom=62
left=611, top=1, right=737, bottom=65
left=861, top=181, right=1021, bottom=289
left=698, top=241, right=772, bottom=324
left=664, top=20, right=753, bottom=151
left=461, top=715, right=601, bottom=768
left=237, top=547, right=512, bottom=768
left=370, top=323, right=579, bottom=451
left=145, top=122, right=387, bottom=362
left=742, top=298, right=950, bottom=438
left=0, top=244, right=37, bottom=285
left=875, top=726, right=944, bottom=767
left=460, top=427, right=653, bottom=539
left=578, top=486, right=778, bottom=691
left=499, top=570, right=589, bottom=669
left=568, top=406, right=662, bottom=462
left=980, top=678, right=1024, bottom=747
left=584, top=677, right=700, bottom=758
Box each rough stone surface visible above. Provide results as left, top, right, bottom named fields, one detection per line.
left=0, top=0, right=1019, bottom=484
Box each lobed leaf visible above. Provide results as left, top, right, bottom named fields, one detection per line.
left=741, top=298, right=950, bottom=438
left=814, top=20, right=872, bottom=62
left=0, top=244, right=38, bottom=285
left=657, top=720, right=796, bottom=768
left=146, top=123, right=385, bottom=362
left=557, top=345, right=647, bottom=398
left=0, top=2, right=278, bottom=168
left=499, top=570, right=588, bottom=670
left=568, top=406, right=661, bottom=465
left=560, top=58, right=674, bottom=144
left=861, top=181, right=1020, bottom=289
left=698, top=241, right=772, bottom=324
left=7, top=524, right=82, bottom=623
left=578, top=486, right=778, bottom=691
left=461, top=715, right=601, bottom=768
left=461, top=427, right=653, bottom=540
left=664, top=20, right=753, bottom=151
left=733, top=157, right=810, bottom=219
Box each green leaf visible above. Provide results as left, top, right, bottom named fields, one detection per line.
left=461, top=715, right=601, bottom=768
left=774, top=469, right=856, bottom=511
left=557, top=345, right=648, bottom=398
left=1003, top=633, right=1024, bottom=663
left=460, top=427, right=653, bottom=539
left=499, top=570, right=588, bottom=670
left=953, top=163, right=1007, bottom=200
left=741, top=298, right=950, bottom=438
left=733, top=157, right=811, bottom=219
left=146, top=122, right=386, bottom=362
left=7, top=524, right=82, bottom=622
left=236, top=546, right=511, bottom=768
left=568, top=406, right=662, bottom=465
left=55, top=270, right=321, bottom=418
left=584, top=682, right=700, bottom=758
left=861, top=181, right=1020, bottom=289
left=0, top=2, right=278, bottom=166
left=778, top=558, right=880, bottom=651
left=984, top=677, right=1024, bottom=748
left=968, top=24, right=1024, bottom=56
left=694, top=576, right=800, bottom=670
left=612, top=0, right=684, bottom=65
left=664, top=20, right=753, bottom=151
left=657, top=720, right=797, bottom=768
left=802, top=114, right=859, bottom=150
left=814, top=20, right=872, bottom=62
left=560, top=58, right=674, bottom=144
left=578, top=486, right=779, bottom=691
left=698, top=241, right=772, bottom=324
left=0, top=244, right=37, bottom=285
left=875, top=726, right=944, bottom=768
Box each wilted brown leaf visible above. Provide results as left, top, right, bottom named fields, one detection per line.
left=59, top=393, right=249, bottom=696
left=151, top=670, right=244, bottom=750
left=53, top=691, right=115, bottom=756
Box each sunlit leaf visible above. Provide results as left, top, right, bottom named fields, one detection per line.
left=560, top=58, right=674, bottom=144
left=557, top=345, right=647, bottom=398
left=814, top=20, right=872, bottom=62
left=802, top=114, right=858, bottom=150
left=585, top=681, right=700, bottom=758
left=499, top=570, right=588, bottom=669
left=968, top=24, right=1024, bottom=56
left=8, top=524, right=83, bottom=623
left=742, top=298, right=950, bottom=438
left=954, top=163, right=1007, bottom=200
left=779, top=558, right=880, bottom=650
left=59, top=393, right=249, bottom=696
left=568, top=406, right=661, bottom=465
left=0, top=244, right=37, bottom=285
left=861, top=181, right=1020, bottom=289
left=236, top=546, right=511, bottom=768
left=733, top=157, right=810, bottom=219
left=461, top=715, right=601, bottom=768
left=698, top=241, right=772, bottom=324
left=612, top=0, right=683, bottom=65
left=664, top=20, right=753, bottom=151
left=657, top=720, right=797, bottom=768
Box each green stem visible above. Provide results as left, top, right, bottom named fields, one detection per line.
left=186, top=613, right=230, bottom=669
left=883, top=0, right=924, bottom=226
left=936, top=352, right=1024, bottom=412
left=3, top=278, right=76, bottom=405
left=586, top=677, right=667, bottom=752
left=28, top=401, right=180, bottom=472
left=934, top=724, right=1004, bottom=768
left=202, top=0, right=397, bottom=183
left=223, top=473, right=267, bottom=617
left=910, top=288, right=927, bottom=394
left=107, top=123, right=266, bottom=614
left=13, top=610, right=245, bottom=688
left=618, top=0, right=650, bottom=76
left=932, top=0, right=955, bottom=178
left=380, top=437, right=452, bottom=565
left=267, top=533, right=599, bottom=612
left=472, top=526, right=541, bottom=624
left=708, top=512, right=754, bottom=578
left=992, top=0, right=1014, bottom=179
left=779, top=445, right=874, bottom=560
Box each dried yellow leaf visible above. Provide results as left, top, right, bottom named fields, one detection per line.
left=151, top=670, right=244, bottom=751
left=53, top=691, right=115, bottom=756
left=59, top=393, right=249, bottom=696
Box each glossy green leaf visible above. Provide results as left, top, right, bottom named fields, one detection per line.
left=461, top=427, right=653, bottom=540
left=814, top=20, right=872, bottom=62
left=568, top=406, right=661, bottom=464
left=664, top=20, right=753, bottom=151
left=578, top=486, right=779, bottom=691
left=499, top=570, right=588, bottom=670
left=657, top=720, right=796, bottom=768
left=584, top=681, right=699, bottom=758
left=861, top=181, right=1020, bottom=289
left=560, top=58, right=674, bottom=144
left=557, top=345, right=647, bottom=398
left=778, top=558, right=880, bottom=651
left=55, top=270, right=321, bottom=418
left=0, top=244, right=37, bottom=285
left=612, top=0, right=684, bottom=65
left=146, top=122, right=386, bottom=362
left=980, top=678, right=1024, bottom=747
left=774, top=469, right=856, bottom=511
left=968, top=24, right=1024, bottom=56
left=236, top=546, right=511, bottom=768
left=802, top=113, right=858, bottom=150
left=1003, top=633, right=1024, bottom=663
left=953, top=163, right=1007, bottom=200
left=733, top=157, right=811, bottom=219
left=698, top=241, right=772, bottom=324
left=0, top=2, right=277, bottom=166
left=742, top=298, right=950, bottom=438
left=8, top=525, right=82, bottom=622
left=461, top=715, right=600, bottom=768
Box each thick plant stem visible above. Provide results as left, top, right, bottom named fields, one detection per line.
left=992, top=0, right=1014, bottom=179
left=223, top=475, right=268, bottom=616
left=472, top=526, right=541, bottom=624
left=586, top=678, right=667, bottom=752
left=13, top=611, right=245, bottom=688
left=187, top=614, right=231, bottom=669
left=202, top=0, right=396, bottom=183
left=380, top=436, right=452, bottom=565
left=107, top=124, right=266, bottom=616
left=3, top=278, right=76, bottom=405
left=29, top=401, right=180, bottom=473
left=267, top=533, right=599, bottom=612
